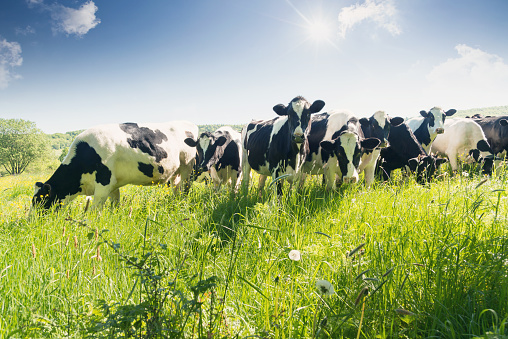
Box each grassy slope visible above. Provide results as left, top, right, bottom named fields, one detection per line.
left=0, top=170, right=507, bottom=337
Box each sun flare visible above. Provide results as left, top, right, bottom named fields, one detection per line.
left=307, top=20, right=334, bottom=42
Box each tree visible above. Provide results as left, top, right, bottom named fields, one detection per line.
left=0, top=119, right=49, bottom=175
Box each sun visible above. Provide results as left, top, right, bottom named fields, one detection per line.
left=306, top=20, right=334, bottom=42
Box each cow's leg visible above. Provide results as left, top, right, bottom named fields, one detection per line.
left=241, top=150, right=251, bottom=193
left=363, top=163, right=376, bottom=187
left=447, top=153, right=458, bottom=173
left=258, top=175, right=267, bottom=194
left=323, top=166, right=336, bottom=191
left=108, top=188, right=120, bottom=207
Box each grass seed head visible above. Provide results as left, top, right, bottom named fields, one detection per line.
left=348, top=243, right=366, bottom=258
left=96, top=245, right=102, bottom=262
left=395, top=308, right=415, bottom=316
left=74, top=236, right=78, bottom=248
left=355, top=287, right=369, bottom=306
left=31, top=243, right=36, bottom=259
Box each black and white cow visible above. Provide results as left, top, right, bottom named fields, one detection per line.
left=406, top=107, right=457, bottom=153
left=357, top=111, right=404, bottom=186
left=300, top=110, right=381, bottom=189
left=32, top=121, right=198, bottom=209
left=241, top=96, right=325, bottom=194
left=184, top=126, right=242, bottom=189
left=378, top=121, right=447, bottom=183
left=469, top=115, right=508, bottom=156
left=432, top=118, right=495, bottom=175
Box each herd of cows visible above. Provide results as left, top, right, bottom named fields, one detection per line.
left=32, top=96, right=508, bottom=209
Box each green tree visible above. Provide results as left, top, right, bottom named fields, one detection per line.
left=0, top=118, right=49, bottom=175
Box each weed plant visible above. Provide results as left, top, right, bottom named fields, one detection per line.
left=0, top=166, right=507, bottom=338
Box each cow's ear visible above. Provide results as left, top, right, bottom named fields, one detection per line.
left=407, top=158, right=419, bottom=172
left=214, top=136, right=227, bottom=147
left=500, top=119, right=508, bottom=126
left=273, top=104, right=287, bottom=116
left=420, top=110, right=428, bottom=118
left=43, top=183, right=52, bottom=196
left=320, top=140, right=336, bottom=152
left=35, top=181, right=44, bottom=188
left=309, top=100, right=325, bottom=113
left=359, top=117, right=370, bottom=126
left=184, top=138, right=198, bottom=147
left=476, top=139, right=492, bottom=153
left=361, top=138, right=381, bottom=150
left=445, top=109, right=457, bottom=117
left=469, top=149, right=480, bottom=162
left=390, top=117, right=404, bottom=126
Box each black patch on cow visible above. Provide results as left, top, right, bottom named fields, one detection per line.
left=158, top=166, right=164, bottom=174
left=244, top=119, right=276, bottom=172
left=138, top=162, right=154, bottom=177
left=412, top=121, right=432, bottom=149
left=473, top=116, right=508, bottom=154
left=306, top=113, right=330, bottom=163
left=32, top=141, right=112, bottom=209
left=378, top=123, right=428, bottom=181
left=120, top=123, right=168, bottom=162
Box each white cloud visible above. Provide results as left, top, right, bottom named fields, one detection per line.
left=0, top=39, right=23, bottom=89
left=15, top=25, right=36, bottom=36
left=50, top=1, right=101, bottom=37
left=425, top=44, right=508, bottom=108
left=337, top=0, right=401, bottom=39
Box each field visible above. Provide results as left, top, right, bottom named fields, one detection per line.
left=0, top=168, right=507, bottom=338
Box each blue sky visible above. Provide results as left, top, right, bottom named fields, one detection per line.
left=1, top=0, right=507, bottom=133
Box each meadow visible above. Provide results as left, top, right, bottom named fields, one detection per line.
left=0, top=167, right=507, bottom=338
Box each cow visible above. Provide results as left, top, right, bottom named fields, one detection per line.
left=300, top=110, right=381, bottom=189
left=241, top=96, right=325, bottom=195
left=406, top=107, right=457, bottom=154
left=468, top=115, right=508, bottom=156
left=357, top=111, right=404, bottom=186
left=32, top=121, right=198, bottom=209
left=432, top=118, right=496, bottom=175
left=378, top=121, right=447, bottom=184
left=184, top=126, right=242, bottom=189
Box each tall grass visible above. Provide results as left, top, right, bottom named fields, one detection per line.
left=0, top=168, right=507, bottom=337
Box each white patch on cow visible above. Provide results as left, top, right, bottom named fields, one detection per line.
left=292, top=99, right=306, bottom=116
left=339, top=132, right=359, bottom=180
left=294, top=125, right=303, bottom=136
left=33, top=184, right=42, bottom=196
left=269, top=116, right=288, bottom=145
left=199, top=136, right=210, bottom=154
left=373, top=110, right=386, bottom=128
left=429, top=107, right=446, bottom=131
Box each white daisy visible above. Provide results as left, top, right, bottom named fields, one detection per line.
left=288, top=249, right=301, bottom=261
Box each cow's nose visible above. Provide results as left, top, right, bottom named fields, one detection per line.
left=436, top=128, right=444, bottom=134
left=379, top=139, right=389, bottom=148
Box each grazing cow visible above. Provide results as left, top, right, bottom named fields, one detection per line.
left=184, top=126, right=242, bottom=189
left=300, top=110, right=381, bottom=189
left=432, top=118, right=495, bottom=174
left=32, top=121, right=198, bottom=209
left=406, top=107, right=457, bottom=153
left=241, top=96, right=325, bottom=194
left=468, top=116, right=508, bottom=156
left=378, top=122, right=447, bottom=183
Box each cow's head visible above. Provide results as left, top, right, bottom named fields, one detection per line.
left=408, top=155, right=447, bottom=184
left=32, top=182, right=58, bottom=209
left=184, top=132, right=227, bottom=174
left=468, top=139, right=495, bottom=175
left=273, top=96, right=325, bottom=144
left=359, top=111, right=404, bottom=148
left=419, top=107, right=456, bottom=135
left=321, top=131, right=380, bottom=184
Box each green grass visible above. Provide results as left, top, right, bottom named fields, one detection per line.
left=0, top=169, right=507, bottom=338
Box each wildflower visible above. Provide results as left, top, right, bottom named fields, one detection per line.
left=288, top=250, right=301, bottom=261
left=316, top=280, right=334, bottom=296
left=462, top=172, right=469, bottom=177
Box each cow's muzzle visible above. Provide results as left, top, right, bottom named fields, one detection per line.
left=293, top=133, right=304, bottom=144
left=436, top=128, right=444, bottom=134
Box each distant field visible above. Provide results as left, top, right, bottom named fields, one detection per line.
left=1, top=167, right=507, bottom=337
